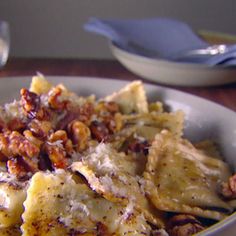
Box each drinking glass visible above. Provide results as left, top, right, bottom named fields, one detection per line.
left=0, top=21, right=10, bottom=68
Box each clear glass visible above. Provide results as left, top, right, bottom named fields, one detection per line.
left=0, top=21, right=10, bottom=68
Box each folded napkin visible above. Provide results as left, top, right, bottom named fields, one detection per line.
left=84, top=17, right=236, bottom=66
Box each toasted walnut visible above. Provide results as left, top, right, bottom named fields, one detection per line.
left=56, top=102, right=94, bottom=130
left=7, top=156, right=38, bottom=179
left=21, top=88, right=39, bottom=113
left=68, top=120, right=91, bottom=152
left=7, top=158, right=28, bottom=179
left=0, top=152, right=7, bottom=162
left=44, top=142, right=68, bottom=169
left=28, top=119, right=52, bottom=139
left=10, top=131, right=40, bottom=158
left=48, top=130, right=74, bottom=155
left=21, top=88, right=40, bottom=118
left=77, top=102, right=94, bottom=125
left=21, top=156, right=39, bottom=173
left=7, top=118, right=26, bottom=131
left=102, top=113, right=123, bottom=133
left=45, top=130, right=74, bottom=169
left=56, top=111, right=79, bottom=130
left=48, top=86, right=69, bottom=111
left=20, top=88, right=50, bottom=120
left=0, top=132, right=11, bottom=157
left=167, top=214, right=204, bottom=236
left=49, top=130, right=68, bottom=143
left=96, top=101, right=119, bottom=114
left=221, top=174, right=236, bottom=199
left=0, top=118, right=6, bottom=131
left=90, top=120, right=110, bottom=142
left=0, top=131, right=40, bottom=159
left=23, top=130, right=43, bottom=148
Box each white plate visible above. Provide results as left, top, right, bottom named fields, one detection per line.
left=110, top=42, right=236, bottom=87
left=0, top=76, right=236, bottom=235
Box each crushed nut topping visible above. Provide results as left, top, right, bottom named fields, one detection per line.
left=28, top=119, right=52, bottom=139
left=48, top=86, right=69, bottom=111
left=21, top=88, right=50, bottom=120
left=67, top=120, right=91, bottom=152
left=0, top=131, right=40, bottom=159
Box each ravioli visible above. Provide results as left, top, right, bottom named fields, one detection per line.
left=104, top=80, right=148, bottom=114
left=21, top=170, right=151, bottom=236
left=72, top=143, right=165, bottom=227
left=122, top=110, right=184, bottom=140
left=0, top=226, right=22, bottom=236
left=0, top=173, right=27, bottom=227
left=144, top=130, right=232, bottom=221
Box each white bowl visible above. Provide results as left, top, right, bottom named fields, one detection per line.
left=110, top=42, right=236, bottom=87
left=0, top=76, right=236, bottom=235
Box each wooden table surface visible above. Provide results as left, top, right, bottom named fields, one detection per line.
left=0, top=58, right=236, bottom=111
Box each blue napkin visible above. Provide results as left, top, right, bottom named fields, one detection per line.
left=84, top=17, right=236, bottom=66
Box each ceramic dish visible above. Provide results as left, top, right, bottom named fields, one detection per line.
left=110, top=42, right=236, bottom=87
left=1, top=76, right=236, bottom=235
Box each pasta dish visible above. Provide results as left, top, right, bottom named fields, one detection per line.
left=0, top=75, right=235, bottom=236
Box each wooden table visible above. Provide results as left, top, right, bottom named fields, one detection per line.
left=0, top=58, right=236, bottom=111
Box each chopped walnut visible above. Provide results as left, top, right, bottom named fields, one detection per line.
left=0, top=118, right=6, bottom=131
left=0, top=132, right=11, bottom=157
left=7, top=158, right=28, bottom=179
left=56, top=102, right=94, bottom=130
left=0, top=131, right=40, bottom=159
left=21, top=88, right=48, bottom=120
left=21, top=88, right=40, bottom=118
left=48, top=86, right=68, bottom=111
left=43, top=142, right=68, bottom=169
left=44, top=130, right=74, bottom=169
left=49, top=130, right=67, bottom=143
left=23, top=130, right=43, bottom=148
left=10, top=131, right=40, bottom=158
left=28, top=119, right=52, bottom=139
left=0, top=152, right=7, bottom=162
left=56, top=111, right=79, bottom=130
left=167, top=214, right=204, bottom=236
left=7, top=156, right=38, bottom=179
left=221, top=174, right=236, bottom=199
left=95, top=101, right=119, bottom=115
left=48, top=130, right=74, bottom=155
left=90, top=120, right=110, bottom=142
left=67, top=120, right=91, bottom=152
left=7, top=118, right=26, bottom=131
left=76, top=102, right=94, bottom=125
left=102, top=115, right=117, bottom=133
